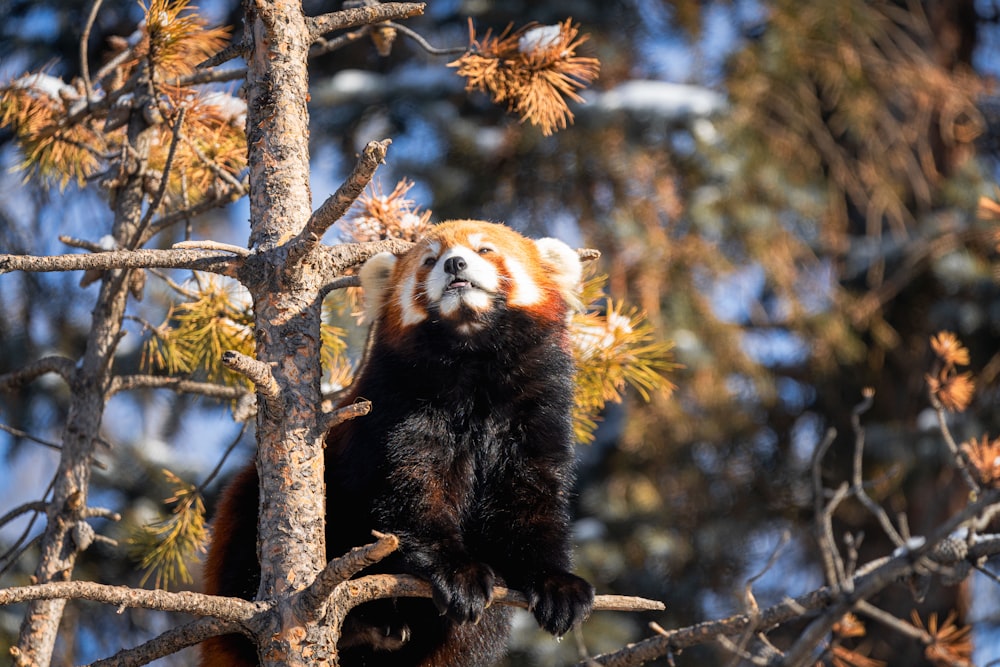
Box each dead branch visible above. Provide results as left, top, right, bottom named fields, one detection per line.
left=318, top=399, right=372, bottom=437
left=308, top=3, right=425, bottom=41
left=294, top=138, right=391, bottom=266
left=314, top=238, right=415, bottom=280
left=574, top=494, right=1000, bottom=667
left=0, top=356, right=76, bottom=390
left=298, top=531, right=400, bottom=621
left=0, top=248, right=241, bottom=278
left=107, top=375, right=248, bottom=400
left=88, top=617, right=248, bottom=667
left=220, top=351, right=280, bottom=401
left=0, top=580, right=266, bottom=621
left=170, top=240, right=250, bottom=257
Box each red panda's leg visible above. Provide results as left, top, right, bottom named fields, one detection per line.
left=485, top=428, right=595, bottom=637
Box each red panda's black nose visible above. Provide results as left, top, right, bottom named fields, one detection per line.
left=443, top=256, right=467, bottom=276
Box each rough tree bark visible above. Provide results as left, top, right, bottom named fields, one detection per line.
left=237, top=0, right=334, bottom=664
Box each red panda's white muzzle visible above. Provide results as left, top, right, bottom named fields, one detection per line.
left=426, top=245, right=499, bottom=320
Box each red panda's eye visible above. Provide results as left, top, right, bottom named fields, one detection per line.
left=423, top=256, right=436, bottom=267
left=477, top=247, right=493, bottom=255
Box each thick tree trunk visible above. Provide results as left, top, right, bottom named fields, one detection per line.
left=241, top=1, right=334, bottom=664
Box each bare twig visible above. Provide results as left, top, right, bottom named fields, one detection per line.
left=849, top=389, right=905, bottom=547
left=318, top=399, right=371, bottom=436
left=88, top=616, right=248, bottom=667
left=811, top=428, right=847, bottom=586
left=199, top=423, right=249, bottom=493
left=137, top=107, right=186, bottom=236
left=929, top=391, right=980, bottom=494
left=197, top=41, right=247, bottom=70
left=310, top=27, right=371, bottom=59
left=144, top=179, right=248, bottom=242
left=79, top=0, right=105, bottom=101
left=0, top=501, right=49, bottom=532
left=108, top=375, right=248, bottom=400
left=387, top=21, right=469, bottom=56
left=0, top=356, right=76, bottom=390
left=855, top=600, right=928, bottom=643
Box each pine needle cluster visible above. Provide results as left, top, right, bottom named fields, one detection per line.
left=0, top=0, right=241, bottom=196
left=344, top=178, right=433, bottom=243
left=142, top=275, right=254, bottom=385
left=449, top=19, right=600, bottom=136
left=822, top=613, right=885, bottom=667
left=925, top=331, right=975, bottom=412
left=0, top=74, right=108, bottom=188
left=140, top=0, right=230, bottom=80
left=910, top=611, right=973, bottom=667
left=571, top=272, right=678, bottom=443
left=128, top=470, right=208, bottom=589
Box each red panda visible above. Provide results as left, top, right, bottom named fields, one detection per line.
left=202, top=220, right=593, bottom=667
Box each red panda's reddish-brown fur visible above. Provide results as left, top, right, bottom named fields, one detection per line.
left=201, top=220, right=592, bottom=667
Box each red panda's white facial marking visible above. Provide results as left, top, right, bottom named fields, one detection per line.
left=360, top=220, right=583, bottom=342
left=425, top=242, right=502, bottom=321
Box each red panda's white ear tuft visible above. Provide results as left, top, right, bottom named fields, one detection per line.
left=534, top=237, right=583, bottom=310
left=359, top=252, right=397, bottom=323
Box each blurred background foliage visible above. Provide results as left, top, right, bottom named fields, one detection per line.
left=1, top=0, right=1000, bottom=665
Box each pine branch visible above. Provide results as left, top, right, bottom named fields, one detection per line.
left=308, top=3, right=425, bottom=41
left=0, top=580, right=265, bottom=620
left=108, top=375, right=248, bottom=400
left=314, top=238, right=415, bottom=279
left=297, top=531, right=399, bottom=620
left=89, top=617, right=247, bottom=667
left=292, top=139, right=391, bottom=267
left=0, top=356, right=76, bottom=390
left=574, top=497, right=1000, bottom=667
left=0, top=248, right=241, bottom=277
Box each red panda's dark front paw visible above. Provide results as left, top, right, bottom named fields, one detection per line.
left=430, top=561, right=496, bottom=625
left=525, top=572, right=595, bottom=637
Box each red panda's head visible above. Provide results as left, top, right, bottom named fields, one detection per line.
left=360, top=220, right=582, bottom=344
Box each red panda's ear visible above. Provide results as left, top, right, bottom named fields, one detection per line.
left=359, top=252, right=398, bottom=323
left=534, top=238, right=583, bottom=310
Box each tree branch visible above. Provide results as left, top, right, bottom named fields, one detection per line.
left=0, top=356, right=76, bottom=390
left=108, top=375, right=248, bottom=400
left=0, top=581, right=266, bottom=621
left=0, top=249, right=241, bottom=278
left=221, top=351, right=279, bottom=397
left=298, top=531, right=400, bottom=620
left=289, top=139, right=391, bottom=268
left=88, top=617, right=248, bottom=667
left=576, top=492, right=1000, bottom=667
left=314, top=238, right=415, bottom=281
left=308, top=3, right=425, bottom=41
left=318, top=399, right=371, bottom=438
